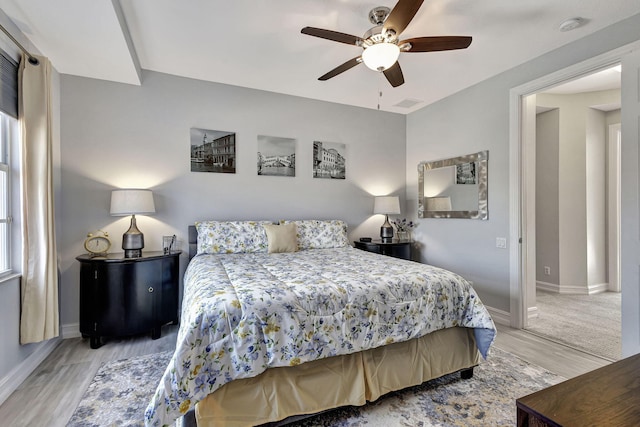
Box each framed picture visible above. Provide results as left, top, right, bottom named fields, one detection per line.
left=190, top=128, right=236, bottom=173
left=257, top=135, right=296, bottom=177
left=313, top=141, right=346, bottom=179
left=456, top=161, right=476, bottom=184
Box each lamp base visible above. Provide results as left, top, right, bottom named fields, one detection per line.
left=380, top=214, right=394, bottom=241
left=122, top=214, right=145, bottom=258
left=124, top=249, right=142, bottom=258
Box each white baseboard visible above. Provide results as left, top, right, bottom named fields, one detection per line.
left=0, top=337, right=60, bottom=406
left=537, top=281, right=609, bottom=295
left=587, top=283, right=609, bottom=294
left=536, top=281, right=561, bottom=293
left=62, top=322, right=81, bottom=339
left=486, top=306, right=510, bottom=326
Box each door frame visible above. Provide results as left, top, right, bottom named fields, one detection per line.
left=508, top=41, right=640, bottom=329
left=608, top=123, right=621, bottom=293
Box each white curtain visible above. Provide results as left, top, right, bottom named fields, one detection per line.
left=18, top=54, right=59, bottom=344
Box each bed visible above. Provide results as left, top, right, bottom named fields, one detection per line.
left=144, top=220, right=496, bottom=427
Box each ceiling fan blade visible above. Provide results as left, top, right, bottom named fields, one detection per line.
left=301, top=27, right=363, bottom=46
left=319, top=57, right=362, bottom=81
left=401, top=36, right=472, bottom=52
left=383, top=62, right=404, bottom=87
left=383, top=0, right=424, bottom=37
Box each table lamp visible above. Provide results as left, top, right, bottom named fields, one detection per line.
left=110, top=189, right=156, bottom=258
left=374, top=196, right=400, bottom=241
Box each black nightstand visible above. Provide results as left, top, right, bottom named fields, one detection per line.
left=76, top=251, right=181, bottom=349
left=353, top=239, right=411, bottom=260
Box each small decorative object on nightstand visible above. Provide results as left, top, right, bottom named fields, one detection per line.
left=391, top=218, right=418, bottom=241
left=354, top=239, right=411, bottom=260
left=163, top=234, right=177, bottom=254
left=84, top=230, right=111, bottom=256
left=76, top=250, right=181, bottom=349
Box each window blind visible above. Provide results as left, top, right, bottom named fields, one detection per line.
left=0, top=49, right=18, bottom=119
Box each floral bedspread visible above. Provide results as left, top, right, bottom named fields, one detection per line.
left=144, top=247, right=496, bottom=427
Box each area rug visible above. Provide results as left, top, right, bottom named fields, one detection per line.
left=527, top=290, right=621, bottom=361
left=67, top=350, right=173, bottom=427
left=68, top=346, right=564, bottom=427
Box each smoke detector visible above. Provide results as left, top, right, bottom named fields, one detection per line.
left=559, top=17, right=584, bottom=32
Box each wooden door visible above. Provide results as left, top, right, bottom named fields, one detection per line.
left=123, top=259, right=158, bottom=334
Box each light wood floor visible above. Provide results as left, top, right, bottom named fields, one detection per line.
left=493, top=323, right=610, bottom=378
left=0, top=324, right=179, bottom=427
left=0, top=323, right=610, bottom=427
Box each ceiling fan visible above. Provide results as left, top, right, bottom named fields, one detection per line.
left=301, top=0, right=472, bottom=88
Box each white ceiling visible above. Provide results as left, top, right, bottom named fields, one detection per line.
left=0, top=0, right=637, bottom=114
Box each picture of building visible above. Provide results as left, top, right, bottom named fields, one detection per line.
left=313, top=141, right=346, bottom=179
left=190, top=128, right=236, bottom=173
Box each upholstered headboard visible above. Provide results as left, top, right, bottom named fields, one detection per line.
left=188, top=225, right=197, bottom=260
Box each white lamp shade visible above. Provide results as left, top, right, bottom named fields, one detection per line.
left=362, top=42, right=400, bottom=71
left=110, top=189, right=156, bottom=216
left=373, top=196, right=401, bottom=215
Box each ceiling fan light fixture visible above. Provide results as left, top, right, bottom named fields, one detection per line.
left=300, top=0, right=470, bottom=87
left=362, top=42, right=400, bottom=71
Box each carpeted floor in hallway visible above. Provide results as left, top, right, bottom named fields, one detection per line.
left=526, top=290, right=621, bottom=361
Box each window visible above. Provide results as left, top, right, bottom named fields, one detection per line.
left=0, top=48, right=19, bottom=276
left=0, top=112, right=16, bottom=274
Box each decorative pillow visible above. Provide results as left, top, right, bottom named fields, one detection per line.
left=195, top=220, right=272, bottom=254
left=279, top=219, right=349, bottom=250
left=263, top=223, right=298, bottom=254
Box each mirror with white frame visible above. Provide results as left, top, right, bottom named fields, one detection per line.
left=418, top=150, right=488, bottom=219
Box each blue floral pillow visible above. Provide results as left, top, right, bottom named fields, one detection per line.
left=196, top=221, right=272, bottom=254
left=279, top=220, right=349, bottom=250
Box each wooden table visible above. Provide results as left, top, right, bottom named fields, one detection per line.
left=516, top=353, right=640, bottom=426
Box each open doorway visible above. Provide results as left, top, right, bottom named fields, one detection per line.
left=522, top=66, right=622, bottom=361
left=511, top=54, right=636, bottom=359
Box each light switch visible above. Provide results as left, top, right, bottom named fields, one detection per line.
left=496, top=237, right=507, bottom=249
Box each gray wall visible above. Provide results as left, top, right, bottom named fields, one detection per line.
left=536, top=90, right=619, bottom=292
left=405, top=13, right=640, bottom=316
left=406, top=81, right=512, bottom=311
left=536, top=108, right=560, bottom=286
left=59, top=70, right=406, bottom=328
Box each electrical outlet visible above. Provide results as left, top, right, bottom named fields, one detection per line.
left=544, top=266, right=551, bottom=276
left=496, top=237, right=507, bottom=249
